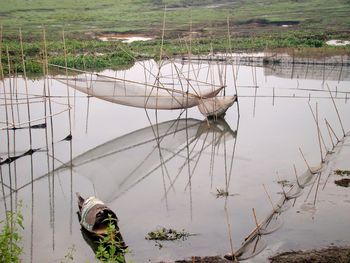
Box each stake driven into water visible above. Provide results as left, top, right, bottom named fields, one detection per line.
left=19, top=29, right=33, bottom=150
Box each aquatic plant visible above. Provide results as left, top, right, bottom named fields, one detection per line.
left=216, top=188, right=229, bottom=198
left=146, top=227, right=191, bottom=241
left=95, top=215, right=127, bottom=263
left=334, top=169, right=350, bottom=176
left=0, top=205, right=24, bottom=263
left=61, top=245, right=76, bottom=263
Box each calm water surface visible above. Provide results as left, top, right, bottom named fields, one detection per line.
left=1, top=59, right=349, bottom=262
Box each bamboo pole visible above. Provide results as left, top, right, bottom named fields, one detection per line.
left=315, top=102, right=324, bottom=162
left=299, top=147, right=312, bottom=172
left=62, top=29, right=72, bottom=136
left=308, top=101, right=328, bottom=155
left=293, top=164, right=301, bottom=188
left=327, top=84, right=345, bottom=137
left=19, top=29, right=33, bottom=149
left=325, top=118, right=340, bottom=143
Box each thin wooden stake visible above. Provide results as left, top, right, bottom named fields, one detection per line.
left=293, top=164, right=301, bottom=188
left=325, top=118, right=340, bottom=143
left=262, top=184, right=275, bottom=210
left=327, top=84, right=345, bottom=137
left=19, top=28, right=33, bottom=149
left=315, top=102, right=324, bottom=162
left=62, top=29, right=72, bottom=136
left=299, top=147, right=312, bottom=172
left=308, top=101, right=328, bottom=155
left=159, top=5, right=166, bottom=62
left=252, top=208, right=259, bottom=229
left=325, top=119, right=335, bottom=148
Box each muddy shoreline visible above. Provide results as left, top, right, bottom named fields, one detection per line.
left=159, top=246, right=350, bottom=262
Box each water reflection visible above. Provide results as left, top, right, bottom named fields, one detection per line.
left=58, top=116, right=237, bottom=203
left=1, top=57, right=350, bottom=262
left=264, top=63, right=350, bottom=81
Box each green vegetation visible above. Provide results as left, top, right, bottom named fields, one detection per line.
left=61, top=245, right=76, bottom=263
left=0, top=0, right=349, bottom=75
left=96, top=215, right=127, bottom=263
left=334, top=169, right=350, bottom=176
left=0, top=0, right=350, bottom=40
left=216, top=188, right=229, bottom=198
left=146, top=227, right=192, bottom=241
left=0, top=206, right=24, bottom=263
left=1, top=29, right=349, bottom=76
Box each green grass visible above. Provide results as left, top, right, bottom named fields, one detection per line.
left=0, top=0, right=349, bottom=75
left=0, top=29, right=349, bottom=76
left=0, top=0, right=349, bottom=40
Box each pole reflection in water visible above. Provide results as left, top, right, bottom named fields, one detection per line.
left=1, top=56, right=350, bottom=262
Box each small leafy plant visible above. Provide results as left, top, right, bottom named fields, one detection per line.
left=95, top=215, right=127, bottom=263
left=0, top=204, right=24, bottom=263
left=61, top=245, right=76, bottom=263
left=216, top=188, right=229, bottom=198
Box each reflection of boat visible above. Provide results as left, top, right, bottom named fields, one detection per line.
left=67, top=117, right=236, bottom=202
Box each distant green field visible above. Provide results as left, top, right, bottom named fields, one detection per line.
left=0, top=0, right=349, bottom=76
left=0, top=0, right=349, bottom=40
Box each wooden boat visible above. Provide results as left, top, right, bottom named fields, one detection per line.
left=76, top=192, right=127, bottom=249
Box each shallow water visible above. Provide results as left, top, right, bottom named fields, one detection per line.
left=0, top=58, right=350, bottom=262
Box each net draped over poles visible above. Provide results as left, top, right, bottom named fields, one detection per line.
left=58, top=75, right=223, bottom=110
left=52, top=59, right=236, bottom=116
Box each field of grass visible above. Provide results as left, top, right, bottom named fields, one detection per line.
left=0, top=0, right=349, bottom=75
left=0, top=0, right=349, bottom=40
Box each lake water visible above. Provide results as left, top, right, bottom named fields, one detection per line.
left=1, top=58, right=350, bottom=262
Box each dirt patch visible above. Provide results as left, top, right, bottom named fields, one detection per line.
left=269, top=247, right=350, bottom=263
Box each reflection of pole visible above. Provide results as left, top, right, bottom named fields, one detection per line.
left=327, top=84, right=345, bottom=137
left=42, top=28, right=56, bottom=251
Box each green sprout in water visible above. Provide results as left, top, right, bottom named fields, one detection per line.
left=96, top=215, right=127, bottom=263
left=61, top=245, right=76, bottom=263
left=146, top=227, right=192, bottom=241
left=0, top=203, right=24, bottom=263
left=216, top=188, right=229, bottom=198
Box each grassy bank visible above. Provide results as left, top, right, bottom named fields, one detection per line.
left=0, top=0, right=349, bottom=75
left=1, top=29, right=349, bottom=76
left=0, top=0, right=350, bottom=40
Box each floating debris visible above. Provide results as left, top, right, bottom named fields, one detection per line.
left=146, top=227, right=192, bottom=241
left=277, top=179, right=293, bottom=187
left=216, top=188, right=229, bottom=198
left=334, top=169, right=350, bottom=176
